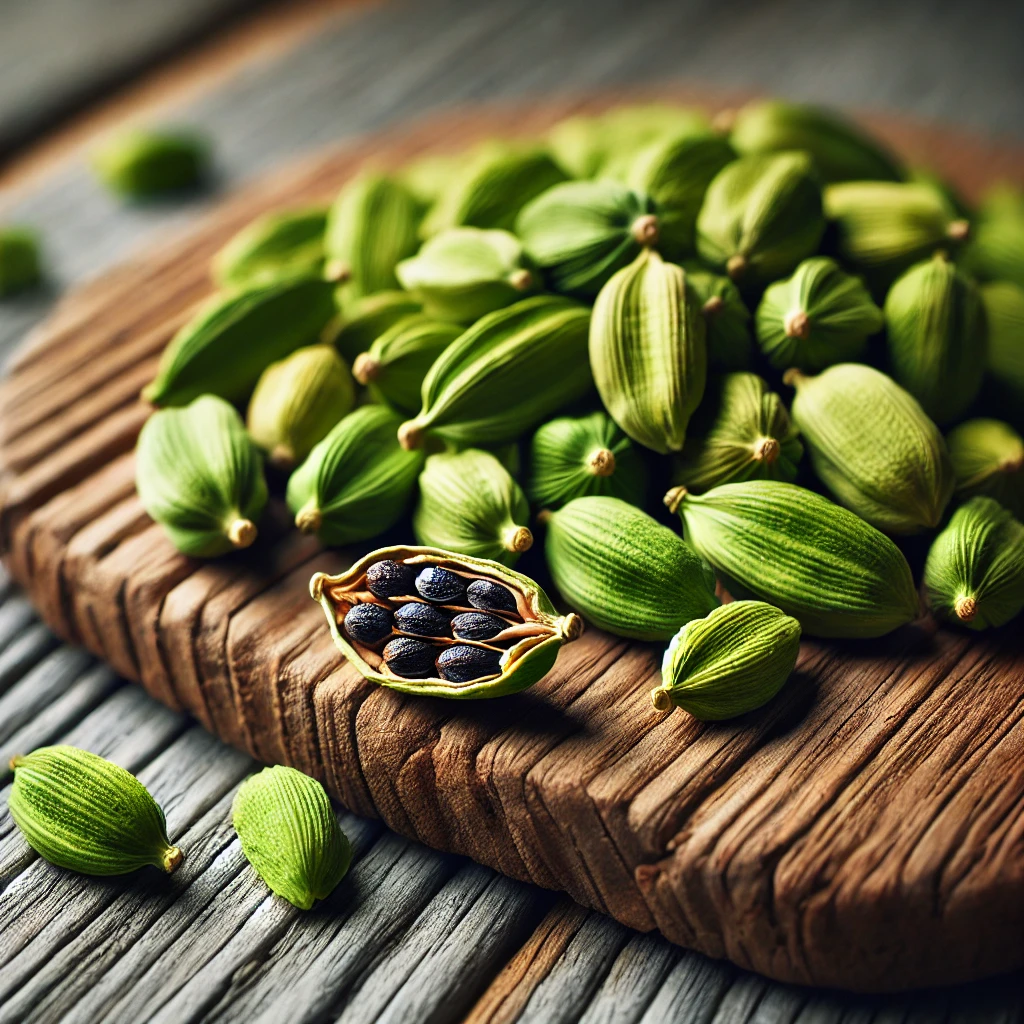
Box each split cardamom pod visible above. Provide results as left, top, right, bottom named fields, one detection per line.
left=93, top=128, right=208, bottom=198
left=232, top=765, right=351, bottom=910
left=541, top=495, right=718, bottom=641
left=136, top=394, right=267, bottom=557
left=397, top=295, right=591, bottom=450
left=787, top=363, right=953, bottom=533
left=0, top=227, right=42, bottom=297
left=142, top=277, right=336, bottom=406
left=755, top=256, right=883, bottom=371
left=311, top=545, right=582, bottom=698
left=9, top=745, right=182, bottom=875
left=964, top=184, right=1024, bottom=288
left=651, top=601, right=801, bottom=720
left=683, top=267, right=754, bottom=372
left=326, top=289, right=423, bottom=364
left=414, top=449, right=532, bottom=565
left=981, top=280, right=1024, bottom=429
left=589, top=249, right=706, bottom=454
left=516, top=179, right=660, bottom=298
left=665, top=480, right=919, bottom=638
left=673, top=372, right=802, bottom=493
left=924, top=496, right=1024, bottom=630
left=884, top=253, right=987, bottom=425
left=695, top=151, right=825, bottom=286
left=247, top=344, right=355, bottom=469
left=527, top=410, right=647, bottom=510
left=352, top=314, right=461, bottom=415
left=396, top=227, right=536, bottom=322
left=212, top=206, right=328, bottom=289
left=946, top=418, right=1024, bottom=518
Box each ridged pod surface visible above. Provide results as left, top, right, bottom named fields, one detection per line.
left=947, top=418, right=1024, bottom=518
left=684, top=267, right=753, bottom=372
left=965, top=185, right=1024, bottom=288
left=981, top=280, right=1024, bottom=429
left=327, top=290, right=423, bottom=364
left=212, top=206, right=328, bottom=289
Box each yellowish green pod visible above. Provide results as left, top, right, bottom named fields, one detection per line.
left=0, top=228, right=42, bottom=296
left=212, top=206, right=328, bottom=289
left=981, top=280, right=1024, bottom=429
left=93, top=128, right=208, bottom=198
left=946, top=419, right=1024, bottom=519
left=964, top=184, right=1024, bottom=287
left=683, top=268, right=754, bottom=372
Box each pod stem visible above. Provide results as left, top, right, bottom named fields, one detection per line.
left=663, top=485, right=688, bottom=514
left=227, top=518, right=257, bottom=549
left=783, top=309, right=811, bottom=340
left=752, top=436, right=781, bottom=463
left=162, top=844, right=184, bottom=874
left=352, top=352, right=380, bottom=384
left=954, top=594, right=978, bottom=623
left=631, top=214, right=660, bottom=247
left=503, top=525, right=534, bottom=554
left=651, top=687, right=674, bottom=712
left=397, top=420, right=424, bottom=451
left=296, top=503, right=323, bottom=534
left=587, top=447, right=616, bottom=477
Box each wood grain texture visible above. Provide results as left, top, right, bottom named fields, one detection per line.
left=0, top=98, right=1022, bottom=995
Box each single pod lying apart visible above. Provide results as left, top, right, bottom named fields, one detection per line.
left=981, top=281, right=1024, bottom=429
left=787, top=363, right=953, bottom=534
left=212, top=206, right=328, bottom=289
left=9, top=745, right=182, bottom=875
left=541, top=495, right=718, bottom=641
left=527, top=410, right=647, bottom=510
left=924, top=496, right=1024, bottom=630
left=143, top=277, right=336, bottom=406
left=136, top=394, right=267, bottom=556
left=414, top=448, right=533, bottom=566
left=946, top=418, right=1024, bottom=519
left=652, top=601, right=801, bottom=720
left=287, top=405, right=424, bottom=546
left=0, top=227, right=42, bottom=296
left=589, top=249, right=706, bottom=454
left=683, top=268, right=754, bottom=372
left=311, top=546, right=583, bottom=698
left=232, top=765, right=351, bottom=910
left=665, top=480, right=919, bottom=638
left=755, top=256, right=883, bottom=371
left=327, top=289, right=423, bottom=363
left=398, top=295, right=591, bottom=450
left=93, top=128, right=208, bottom=198
left=674, top=372, right=802, bottom=493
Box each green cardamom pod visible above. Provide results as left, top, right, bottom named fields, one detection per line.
left=246, top=344, right=355, bottom=469
left=232, top=765, right=350, bottom=910
left=725, top=99, right=903, bottom=184
left=683, top=267, right=754, bottom=372
left=589, top=249, right=707, bottom=454
left=651, top=601, right=801, bottom=720
left=884, top=253, right=987, bottom=425
left=673, top=372, right=802, bottom=493
left=325, top=289, right=423, bottom=364
left=397, top=295, right=591, bottom=450
left=541, top=495, right=718, bottom=641
left=787, top=363, right=953, bottom=533
left=755, top=256, right=884, bottom=371
left=981, top=281, right=1024, bottom=430
left=946, top=418, right=1024, bottom=518
left=0, top=227, right=42, bottom=297
left=396, top=227, right=536, bottom=322
left=286, top=405, right=424, bottom=545
left=9, top=745, right=182, bottom=875
left=92, top=129, right=208, bottom=198
left=142, top=277, right=336, bottom=406
left=527, top=410, right=647, bottom=510
left=963, top=185, right=1024, bottom=288
left=212, top=206, right=328, bottom=289
left=924, top=496, right=1024, bottom=630
left=695, top=151, right=825, bottom=286
left=352, top=315, right=461, bottom=415
left=311, top=545, right=583, bottom=698
left=414, top=449, right=533, bottom=565
left=137, top=395, right=267, bottom=557
left=398, top=151, right=461, bottom=207
left=323, top=172, right=422, bottom=299
left=516, top=179, right=660, bottom=298
left=665, top=480, right=919, bottom=638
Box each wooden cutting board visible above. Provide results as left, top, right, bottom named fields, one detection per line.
left=1, top=94, right=1022, bottom=995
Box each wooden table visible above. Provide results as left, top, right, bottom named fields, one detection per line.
left=1, top=2, right=1022, bottom=1021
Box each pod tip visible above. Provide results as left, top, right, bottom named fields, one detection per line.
left=324, top=259, right=352, bottom=284
left=752, top=437, right=781, bottom=463
left=663, top=485, right=687, bottom=514
left=587, top=447, right=616, bottom=477
left=701, top=295, right=725, bottom=318
left=398, top=420, right=424, bottom=450
left=508, top=268, right=534, bottom=292
left=954, top=594, right=977, bottom=623
left=227, top=518, right=257, bottom=549
left=631, top=214, right=660, bottom=247
left=296, top=506, right=322, bottom=535
left=726, top=253, right=747, bottom=280
left=505, top=525, right=534, bottom=554
left=651, top=688, right=673, bottom=712
left=352, top=352, right=379, bottom=384
left=162, top=844, right=184, bottom=874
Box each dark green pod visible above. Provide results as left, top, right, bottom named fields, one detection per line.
left=947, top=418, right=1024, bottom=518
left=93, top=129, right=208, bottom=198
left=0, top=228, right=42, bottom=296
left=684, top=268, right=754, bottom=372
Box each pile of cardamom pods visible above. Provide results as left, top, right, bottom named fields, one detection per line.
left=134, top=98, right=1024, bottom=720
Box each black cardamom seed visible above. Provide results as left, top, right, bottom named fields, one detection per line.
left=343, top=602, right=394, bottom=644
left=451, top=611, right=508, bottom=641
left=382, top=637, right=438, bottom=678
left=395, top=602, right=452, bottom=638
left=366, top=559, right=417, bottom=599
left=436, top=644, right=502, bottom=683
left=466, top=578, right=518, bottom=614
left=415, top=566, right=466, bottom=604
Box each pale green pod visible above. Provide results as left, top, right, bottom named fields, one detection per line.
left=212, top=206, right=328, bottom=289
left=964, top=184, right=1024, bottom=287
left=247, top=344, right=355, bottom=469
left=981, top=280, right=1024, bottom=429
left=414, top=449, right=533, bottom=566
left=136, top=395, right=267, bottom=557
left=674, top=372, right=802, bottom=493
left=398, top=151, right=461, bottom=206
left=142, top=277, right=336, bottom=406
left=665, top=480, right=920, bottom=638
left=589, top=249, right=706, bottom=454
left=352, top=315, right=461, bottom=415
left=286, top=405, right=424, bottom=546
left=527, top=410, right=647, bottom=510
left=516, top=179, right=660, bottom=298
left=326, top=289, right=423, bottom=364
left=0, top=228, right=42, bottom=296
left=726, top=99, right=903, bottom=184
left=924, top=496, right=1024, bottom=630
left=232, top=766, right=351, bottom=910
left=9, top=745, right=182, bottom=875
left=92, top=129, right=208, bottom=197
left=695, top=151, right=825, bottom=286
left=884, top=254, right=987, bottom=425
left=787, top=363, right=953, bottom=533
left=396, top=228, right=537, bottom=322
left=323, top=172, right=423, bottom=299
left=398, top=295, right=591, bottom=450
left=684, top=267, right=754, bottom=371
left=651, top=601, right=801, bottom=720
left=755, top=256, right=883, bottom=371
left=946, top=419, right=1024, bottom=519
left=541, top=496, right=718, bottom=641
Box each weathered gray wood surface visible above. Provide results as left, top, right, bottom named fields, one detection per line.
left=1, top=0, right=1023, bottom=1020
